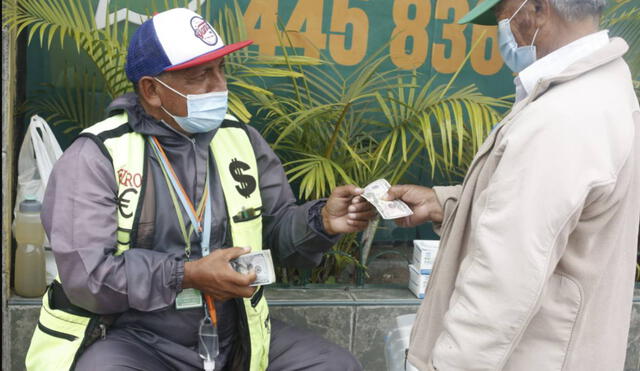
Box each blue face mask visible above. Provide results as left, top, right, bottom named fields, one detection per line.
left=155, top=77, right=228, bottom=134
left=498, top=0, right=539, bottom=73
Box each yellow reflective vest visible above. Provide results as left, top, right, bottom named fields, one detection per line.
left=25, top=112, right=270, bottom=371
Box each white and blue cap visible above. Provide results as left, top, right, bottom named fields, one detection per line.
left=125, top=8, right=252, bottom=83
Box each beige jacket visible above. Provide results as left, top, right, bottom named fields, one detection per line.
left=408, top=37, right=640, bottom=371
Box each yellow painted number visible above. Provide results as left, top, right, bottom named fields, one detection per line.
left=285, top=0, right=327, bottom=58
left=470, top=25, right=504, bottom=75
left=432, top=0, right=468, bottom=74
left=243, top=0, right=280, bottom=56
left=329, top=0, right=370, bottom=66
left=390, top=0, right=431, bottom=70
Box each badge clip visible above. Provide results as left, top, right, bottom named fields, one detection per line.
left=232, top=207, right=263, bottom=223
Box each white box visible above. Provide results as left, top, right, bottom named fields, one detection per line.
left=408, top=264, right=429, bottom=299
left=412, top=240, right=439, bottom=274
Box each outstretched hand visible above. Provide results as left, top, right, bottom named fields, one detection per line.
left=322, top=185, right=377, bottom=235
left=382, top=185, right=443, bottom=227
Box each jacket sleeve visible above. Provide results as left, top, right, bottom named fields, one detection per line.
left=432, top=185, right=462, bottom=236
left=246, top=126, right=339, bottom=269
left=430, top=108, right=624, bottom=370
left=42, top=137, right=184, bottom=315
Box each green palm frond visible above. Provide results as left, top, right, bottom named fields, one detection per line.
left=23, top=65, right=111, bottom=133
left=2, top=0, right=321, bottom=125
left=372, top=73, right=509, bottom=182
left=3, top=0, right=133, bottom=98
left=243, top=30, right=510, bottom=201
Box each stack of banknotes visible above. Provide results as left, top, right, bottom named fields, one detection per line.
left=230, top=250, right=276, bottom=286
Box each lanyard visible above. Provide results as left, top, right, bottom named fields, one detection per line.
left=148, top=136, right=212, bottom=258
left=149, top=136, right=218, bottom=369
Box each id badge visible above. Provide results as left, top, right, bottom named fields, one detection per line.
left=176, top=288, right=203, bottom=310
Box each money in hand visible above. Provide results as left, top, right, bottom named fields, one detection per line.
left=230, top=250, right=276, bottom=286
left=362, top=179, right=413, bottom=220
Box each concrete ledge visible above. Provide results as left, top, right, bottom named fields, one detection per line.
left=7, top=288, right=640, bottom=371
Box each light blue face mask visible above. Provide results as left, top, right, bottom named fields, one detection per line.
left=498, top=0, right=539, bottom=73
left=155, top=77, right=228, bottom=134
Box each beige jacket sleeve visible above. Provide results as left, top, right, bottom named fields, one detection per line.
left=430, top=104, right=631, bottom=370
left=432, top=185, right=462, bottom=236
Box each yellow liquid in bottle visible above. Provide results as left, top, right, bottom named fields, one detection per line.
left=13, top=212, right=46, bottom=297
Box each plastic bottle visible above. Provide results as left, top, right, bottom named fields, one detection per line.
left=13, top=196, right=46, bottom=297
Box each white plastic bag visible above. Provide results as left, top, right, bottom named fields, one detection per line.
left=14, top=115, right=63, bottom=216
left=14, top=115, right=63, bottom=284
left=384, top=314, right=419, bottom=371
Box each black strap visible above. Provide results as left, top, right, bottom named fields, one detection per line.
left=48, top=280, right=94, bottom=317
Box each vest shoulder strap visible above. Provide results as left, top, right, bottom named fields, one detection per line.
left=79, top=112, right=133, bottom=162
left=80, top=112, right=146, bottom=255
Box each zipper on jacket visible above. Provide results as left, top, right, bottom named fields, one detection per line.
left=37, top=320, right=77, bottom=341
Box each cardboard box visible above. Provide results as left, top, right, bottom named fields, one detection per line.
left=408, top=264, right=429, bottom=299
left=412, top=240, right=440, bottom=274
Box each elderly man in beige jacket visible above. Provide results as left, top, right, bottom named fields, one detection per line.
left=384, top=0, right=640, bottom=370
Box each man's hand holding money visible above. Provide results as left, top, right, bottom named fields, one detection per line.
left=321, top=185, right=378, bottom=235
left=381, top=185, right=443, bottom=227
left=183, top=247, right=257, bottom=301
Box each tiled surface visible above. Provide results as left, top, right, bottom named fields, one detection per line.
left=347, top=287, right=422, bottom=303
left=266, top=287, right=353, bottom=304
left=6, top=290, right=640, bottom=371
left=9, top=306, right=39, bottom=371
left=269, top=306, right=355, bottom=351
left=267, top=286, right=422, bottom=305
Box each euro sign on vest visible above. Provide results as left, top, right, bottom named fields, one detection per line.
left=229, top=158, right=256, bottom=198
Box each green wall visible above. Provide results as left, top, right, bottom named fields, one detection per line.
left=24, top=0, right=515, bottom=146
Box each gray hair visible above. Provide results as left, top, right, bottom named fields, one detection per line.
left=548, top=0, right=607, bottom=21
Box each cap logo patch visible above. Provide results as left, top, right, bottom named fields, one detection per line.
left=190, top=16, right=218, bottom=46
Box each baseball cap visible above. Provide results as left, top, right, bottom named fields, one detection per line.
left=458, top=0, right=501, bottom=25
left=125, top=8, right=253, bottom=83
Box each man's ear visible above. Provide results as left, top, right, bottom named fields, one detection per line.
left=138, top=77, right=162, bottom=108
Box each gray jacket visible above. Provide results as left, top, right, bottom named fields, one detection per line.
left=41, top=93, right=337, bottom=368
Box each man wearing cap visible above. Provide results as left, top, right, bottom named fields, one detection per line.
left=383, top=0, right=640, bottom=370
left=25, top=8, right=370, bottom=371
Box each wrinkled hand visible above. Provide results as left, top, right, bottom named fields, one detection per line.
left=322, top=185, right=377, bottom=235
left=382, top=185, right=443, bottom=227
left=183, top=247, right=257, bottom=301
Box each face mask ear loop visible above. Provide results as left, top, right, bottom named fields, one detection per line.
left=509, top=0, right=530, bottom=22
left=154, top=77, right=187, bottom=99
left=530, top=27, right=540, bottom=46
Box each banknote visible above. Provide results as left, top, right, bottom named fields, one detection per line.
left=230, top=250, right=276, bottom=286
left=361, top=179, right=413, bottom=220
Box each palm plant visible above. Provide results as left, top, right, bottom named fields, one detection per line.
left=239, top=31, right=510, bottom=283
left=2, top=0, right=317, bottom=130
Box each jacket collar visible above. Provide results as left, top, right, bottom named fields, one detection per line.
left=460, top=38, right=629, bottom=183
left=527, top=37, right=629, bottom=102
left=516, top=30, right=610, bottom=103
